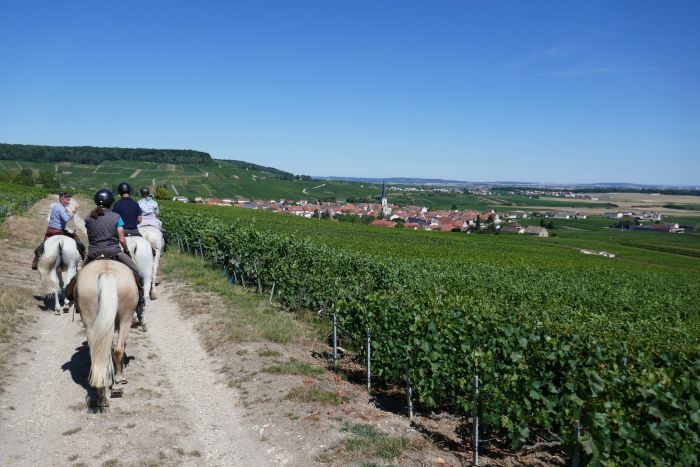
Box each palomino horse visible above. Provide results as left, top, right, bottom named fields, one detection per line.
left=37, top=235, right=81, bottom=315
left=74, top=260, right=138, bottom=409
left=125, top=235, right=154, bottom=331
left=138, top=225, right=163, bottom=299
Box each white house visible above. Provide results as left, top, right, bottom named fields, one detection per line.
left=525, top=226, right=549, bottom=237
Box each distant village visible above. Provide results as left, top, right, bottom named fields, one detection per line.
left=173, top=184, right=685, bottom=235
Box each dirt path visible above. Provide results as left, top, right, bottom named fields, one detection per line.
left=302, top=183, right=327, bottom=195
left=0, top=199, right=283, bottom=466
left=129, top=169, right=142, bottom=179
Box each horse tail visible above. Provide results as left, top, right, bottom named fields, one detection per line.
left=38, top=238, right=61, bottom=295
left=88, top=271, right=118, bottom=389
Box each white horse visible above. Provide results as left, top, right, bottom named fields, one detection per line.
left=37, top=235, right=81, bottom=315
left=125, top=236, right=154, bottom=331
left=138, top=225, right=163, bottom=299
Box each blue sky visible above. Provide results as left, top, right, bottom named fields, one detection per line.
left=1, top=0, right=698, bottom=185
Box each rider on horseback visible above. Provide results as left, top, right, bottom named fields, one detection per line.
left=65, top=189, right=144, bottom=306
left=32, top=192, right=86, bottom=270
left=113, top=183, right=142, bottom=238
left=137, top=186, right=169, bottom=251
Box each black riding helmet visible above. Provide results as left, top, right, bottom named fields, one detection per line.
left=94, top=189, right=115, bottom=208
left=117, top=182, right=132, bottom=195
left=140, top=186, right=150, bottom=197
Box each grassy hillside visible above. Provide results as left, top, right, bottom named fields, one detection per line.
left=0, top=159, right=382, bottom=201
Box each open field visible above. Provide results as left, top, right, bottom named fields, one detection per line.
left=537, top=192, right=700, bottom=216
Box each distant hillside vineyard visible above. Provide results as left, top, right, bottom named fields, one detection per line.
left=0, top=143, right=212, bottom=165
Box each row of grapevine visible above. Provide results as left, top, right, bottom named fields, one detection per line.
left=0, top=182, right=49, bottom=223
left=162, top=209, right=699, bottom=465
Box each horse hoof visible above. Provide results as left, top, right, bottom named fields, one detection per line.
left=54, top=310, right=62, bottom=316
left=141, top=323, right=147, bottom=332
left=111, top=387, right=123, bottom=398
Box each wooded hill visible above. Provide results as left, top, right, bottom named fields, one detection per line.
left=0, top=143, right=212, bottom=165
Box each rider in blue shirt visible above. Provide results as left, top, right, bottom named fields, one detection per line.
left=112, top=183, right=142, bottom=237
left=32, top=192, right=86, bottom=269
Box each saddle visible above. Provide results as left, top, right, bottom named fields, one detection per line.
left=65, top=255, right=144, bottom=302
left=123, top=228, right=142, bottom=237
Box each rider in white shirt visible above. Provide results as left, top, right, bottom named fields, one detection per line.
left=137, top=187, right=168, bottom=251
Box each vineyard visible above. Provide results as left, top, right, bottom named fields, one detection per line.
left=0, top=182, right=48, bottom=224
left=163, top=203, right=700, bottom=465
left=161, top=202, right=700, bottom=273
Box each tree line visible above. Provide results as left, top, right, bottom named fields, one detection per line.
left=224, top=159, right=294, bottom=178
left=0, top=143, right=212, bottom=165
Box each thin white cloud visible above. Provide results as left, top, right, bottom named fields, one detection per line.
left=505, top=66, right=666, bottom=79
left=506, top=44, right=576, bottom=71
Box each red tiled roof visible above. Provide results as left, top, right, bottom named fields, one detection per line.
left=371, top=220, right=396, bottom=228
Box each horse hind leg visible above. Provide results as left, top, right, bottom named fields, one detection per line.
left=86, top=387, right=109, bottom=412
left=138, top=298, right=149, bottom=332
left=51, top=264, right=62, bottom=315
left=98, top=388, right=109, bottom=408
left=152, top=248, right=161, bottom=289
left=149, top=280, right=157, bottom=300
left=112, top=312, right=132, bottom=394
left=53, top=290, right=62, bottom=315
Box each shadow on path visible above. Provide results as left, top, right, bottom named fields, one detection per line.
left=61, top=341, right=91, bottom=390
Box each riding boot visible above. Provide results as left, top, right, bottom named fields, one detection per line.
left=31, top=243, right=44, bottom=270
left=65, top=276, right=78, bottom=302
left=133, top=273, right=145, bottom=321
left=161, top=230, right=169, bottom=252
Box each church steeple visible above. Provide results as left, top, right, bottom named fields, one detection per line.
left=380, top=180, right=390, bottom=216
